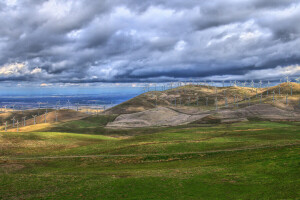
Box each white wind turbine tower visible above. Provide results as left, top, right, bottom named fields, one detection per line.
left=12, top=116, right=16, bottom=128
left=32, top=115, right=37, bottom=125
left=259, top=80, right=262, bottom=88
left=45, top=102, right=48, bottom=113
left=56, top=101, right=60, bottom=110
left=22, top=116, right=26, bottom=126
left=37, top=102, right=42, bottom=115
left=76, top=103, right=79, bottom=111
left=16, top=120, right=20, bottom=132
left=55, top=110, right=58, bottom=122
left=21, top=105, right=24, bottom=114
left=67, top=100, right=70, bottom=109
left=44, top=112, right=47, bottom=123
left=251, top=80, right=254, bottom=91
left=285, top=76, right=289, bottom=83
left=233, top=80, right=237, bottom=87
left=4, top=121, right=7, bottom=132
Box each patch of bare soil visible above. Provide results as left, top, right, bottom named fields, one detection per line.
left=107, top=104, right=300, bottom=128
left=218, top=104, right=300, bottom=122
left=106, top=107, right=209, bottom=128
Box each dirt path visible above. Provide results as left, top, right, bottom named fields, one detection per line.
left=1, top=143, right=298, bottom=161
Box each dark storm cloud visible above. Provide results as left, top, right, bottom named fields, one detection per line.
left=0, top=0, right=300, bottom=84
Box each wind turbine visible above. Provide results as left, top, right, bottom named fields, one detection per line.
left=234, top=80, right=237, bottom=87
left=12, top=116, right=16, bottom=128
left=44, top=112, right=47, bottom=123
left=4, top=121, right=7, bottom=132
left=251, top=80, right=254, bottom=88
left=55, top=110, right=58, bottom=122
left=267, top=81, right=270, bottom=96
left=67, top=100, right=70, bottom=109
left=16, top=120, right=20, bottom=132
left=32, top=115, right=37, bottom=125
left=22, top=116, right=26, bottom=126
left=76, top=103, right=79, bottom=111
left=45, top=102, right=48, bottom=113
left=285, top=76, right=289, bottom=83
left=259, top=80, right=262, bottom=88
left=56, top=101, right=60, bottom=110
left=37, top=102, right=42, bottom=115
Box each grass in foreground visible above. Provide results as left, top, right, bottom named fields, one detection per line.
left=0, top=120, right=299, bottom=199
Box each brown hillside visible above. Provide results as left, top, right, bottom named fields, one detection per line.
left=105, top=85, right=267, bottom=114
left=1, top=109, right=89, bottom=131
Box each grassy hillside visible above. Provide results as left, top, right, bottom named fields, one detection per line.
left=106, top=83, right=300, bottom=114
left=0, top=109, right=90, bottom=132
left=0, top=84, right=299, bottom=199
left=0, top=121, right=299, bottom=199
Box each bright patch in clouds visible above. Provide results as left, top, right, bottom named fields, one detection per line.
left=174, top=40, right=187, bottom=51
left=31, top=68, right=42, bottom=74
left=0, top=63, right=27, bottom=76
left=0, top=63, right=42, bottom=77
left=40, top=83, right=53, bottom=87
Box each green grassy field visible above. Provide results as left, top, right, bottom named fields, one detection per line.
left=0, top=117, right=299, bottom=199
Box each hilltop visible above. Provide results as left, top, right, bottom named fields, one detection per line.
left=105, top=84, right=266, bottom=114
left=106, top=83, right=300, bottom=128
left=106, top=83, right=300, bottom=114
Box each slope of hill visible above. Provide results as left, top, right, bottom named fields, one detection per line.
left=105, top=83, right=300, bottom=128
left=263, top=82, right=300, bottom=95
left=105, top=85, right=267, bottom=114
left=0, top=109, right=89, bottom=132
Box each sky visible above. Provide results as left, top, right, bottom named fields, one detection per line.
left=0, top=0, right=300, bottom=89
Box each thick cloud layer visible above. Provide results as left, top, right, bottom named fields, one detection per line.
left=0, top=0, right=300, bottom=84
